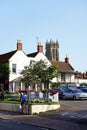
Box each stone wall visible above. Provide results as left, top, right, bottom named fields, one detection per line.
left=0, top=102, right=60, bottom=114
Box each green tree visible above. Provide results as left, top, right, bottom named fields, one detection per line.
left=21, top=60, right=47, bottom=88
left=42, top=65, right=58, bottom=88
left=21, top=60, right=59, bottom=89
left=0, top=62, right=10, bottom=90
left=21, top=60, right=59, bottom=102
left=0, top=62, right=10, bottom=80
left=32, top=60, right=47, bottom=86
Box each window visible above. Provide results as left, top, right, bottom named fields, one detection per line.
left=61, top=73, right=65, bottom=82
left=12, top=64, right=16, bottom=73
left=30, top=60, right=34, bottom=66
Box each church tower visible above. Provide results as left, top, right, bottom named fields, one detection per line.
left=45, top=39, right=59, bottom=61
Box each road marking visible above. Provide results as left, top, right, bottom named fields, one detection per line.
left=62, top=112, right=69, bottom=116
left=61, top=111, right=87, bottom=119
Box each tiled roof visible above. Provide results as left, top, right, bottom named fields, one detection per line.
left=75, top=72, right=87, bottom=79
left=27, top=52, right=38, bottom=57
left=51, top=61, right=74, bottom=73
left=0, top=50, right=17, bottom=62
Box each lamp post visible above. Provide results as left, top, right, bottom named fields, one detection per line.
left=27, top=81, right=31, bottom=114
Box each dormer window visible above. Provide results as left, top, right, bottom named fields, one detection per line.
left=12, top=64, right=16, bottom=73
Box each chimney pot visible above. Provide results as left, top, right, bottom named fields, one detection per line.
left=17, top=40, right=22, bottom=50
left=65, top=55, right=69, bottom=63
left=37, top=42, right=43, bottom=53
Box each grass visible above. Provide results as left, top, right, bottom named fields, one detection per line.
left=0, top=99, right=59, bottom=105
left=0, top=99, right=19, bottom=104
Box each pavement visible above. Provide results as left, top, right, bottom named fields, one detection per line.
left=0, top=110, right=87, bottom=130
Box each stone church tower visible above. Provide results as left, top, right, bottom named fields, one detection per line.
left=45, top=39, right=59, bottom=61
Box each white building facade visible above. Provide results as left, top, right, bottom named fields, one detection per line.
left=0, top=40, right=79, bottom=92
left=8, top=41, right=51, bottom=92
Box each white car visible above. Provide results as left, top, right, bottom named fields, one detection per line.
left=63, top=89, right=87, bottom=100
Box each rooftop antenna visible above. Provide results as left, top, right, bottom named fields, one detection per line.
left=36, top=37, right=38, bottom=44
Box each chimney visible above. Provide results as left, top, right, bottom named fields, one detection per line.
left=37, top=42, right=43, bottom=53
left=17, top=40, right=22, bottom=50
left=65, top=55, right=69, bottom=63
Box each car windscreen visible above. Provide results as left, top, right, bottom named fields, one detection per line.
left=73, top=89, right=82, bottom=93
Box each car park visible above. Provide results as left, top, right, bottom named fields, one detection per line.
left=62, top=88, right=87, bottom=100
left=61, top=84, right=77, bottom=90
left=53, top=88, right=65, bottom=99
left=77, top=86, right=87, bottom=93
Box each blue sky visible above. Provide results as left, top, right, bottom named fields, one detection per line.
left=0, top=0, right=87, bottom=72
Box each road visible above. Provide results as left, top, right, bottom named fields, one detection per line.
left=39, top=100, right=87, bottom=125
left=0, top=100, right=87, bottom=130
left=0, top=118, right=48, bottom=130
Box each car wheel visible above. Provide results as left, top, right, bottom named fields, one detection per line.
left=73, top=95, right=76, bottom=100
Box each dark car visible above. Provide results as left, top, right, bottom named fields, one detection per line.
left=53, top=88, right=65, bottom=99
left=78, top=86, right=87, bottom=93
left=61, top=84, right=77, bottom=91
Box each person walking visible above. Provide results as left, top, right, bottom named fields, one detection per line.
left=20, top=92, right=25, bottom=114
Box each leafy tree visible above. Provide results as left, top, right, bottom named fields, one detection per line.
left=80, top=83, right=87, bottom=86
left=21, top=60, right=59, bottom=102
left=21, top=60, right=59, bottom=90
left=21, top=60, right=46, bottom=88
left=43, top=65, right=58, bottom=88
left=0, top=62, right=10, bottom=90
left=0, top=62, right=10, bottom=80
left=32, top=60, right=47, bottom=86
left=51, top=82, right=60, bottom=88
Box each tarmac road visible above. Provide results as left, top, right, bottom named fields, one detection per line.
left=39, top=100, right=87, bottom=125
left=0, top=118, right=48, bottom=130
left=0, top=100, right=87, bottom=130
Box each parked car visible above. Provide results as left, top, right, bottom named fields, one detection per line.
left=77, top=86, right=87, bottom=93
left=62, top=88, right=87, bottom=100
left=60, top=85, right=68, bottom=90
left=53, top=88, right=65, bottom=99
left=77, top=86, right=87, bottom=89
left=81, top=88, right=87, bottom=93
left=61, top=84, right=77, bottom=90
